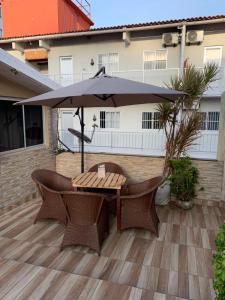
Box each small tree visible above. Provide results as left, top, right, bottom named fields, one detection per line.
left=157, top=63, right=219, bottom=175
left=169, top=156, right=199, bottom=202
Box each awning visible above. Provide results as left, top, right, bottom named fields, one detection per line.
left=0, top=96, right=24, bottom=102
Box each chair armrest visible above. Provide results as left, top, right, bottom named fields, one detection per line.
left=124, top=180, right=150, bottom=195
left=58, top=175, right=74, bottom=191
left=122, top=176, right=164, bottom=198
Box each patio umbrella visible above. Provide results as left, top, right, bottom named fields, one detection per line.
left=16, top=67, right=186, bottom=172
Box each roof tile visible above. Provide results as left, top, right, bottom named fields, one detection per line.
left=1, top=14, right=225, bottom=40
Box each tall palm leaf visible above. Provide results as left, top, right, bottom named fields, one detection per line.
left=157, top=63, right=219, bottom=175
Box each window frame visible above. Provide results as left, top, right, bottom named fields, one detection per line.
left=99, top=111, right=120, bottom=129
left=198, top=111, right=220, bottom=131
left=142, top=111, right=162, bottom=130
left=143, top=49, right=168, bottom=71
left=0, top=101, right=45, bottom=154
left=203, top=46, right=223, bottom=67
left=207, top=111, right=220, bottom=131
left=97, top=52, right=119, bottom=73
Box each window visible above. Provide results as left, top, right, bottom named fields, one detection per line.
left=0, top=101, right=24, bottom=152
left=142, top=112, right=161, bottom=129
left=98, top=53, right=119, bottom=73
left=25, top=106, right=43, bottom=147
left=100, top=111, right=120, bottom=129
left=198, top=111, right=220, bottom=131
left=208, top=112, right=220, bottom=130
left=0, top=101, right=43, bottom=152
left=142, top=112, right=152, bottom=129
left=204, top=47, right=222, bottom=67
left=144, top=50, right=167, bottom=70
left=59, top=56, right=73, bottom=86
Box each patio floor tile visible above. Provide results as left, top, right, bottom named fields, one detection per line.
left=0, top=197, right=224, bottom=299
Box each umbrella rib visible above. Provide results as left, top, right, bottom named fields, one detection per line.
left=111, top=96, right=117, bottom=107
left=52, top=97, right=72, bottom=108
left=152, top=93, right=175, bottom=103
left=94, top=94, right=115, bottom=101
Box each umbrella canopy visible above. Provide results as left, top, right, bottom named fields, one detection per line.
left=16, top=68, right=186, bottom=173
left=16, top=71, right=185, bottom=108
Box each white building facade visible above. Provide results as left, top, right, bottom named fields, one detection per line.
left=1, top=15, right=225, bottom=159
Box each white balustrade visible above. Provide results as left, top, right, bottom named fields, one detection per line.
left=59, top=129, right=218, bottom=159
left=48, top=67, right=225, bottom=96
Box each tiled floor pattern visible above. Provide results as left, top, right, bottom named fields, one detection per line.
left=0, top=198, right=224, bottom=299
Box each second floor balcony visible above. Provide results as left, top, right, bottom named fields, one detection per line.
left=48, top=67, right=225, bottom=97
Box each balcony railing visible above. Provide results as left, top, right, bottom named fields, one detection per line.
left=49, top=69, right=180, bottom=87
left=73, top=0, right=91, bottom=17
left=59, top=129, right=219, bottom=159
left=49, top=67, right=225, bottom=97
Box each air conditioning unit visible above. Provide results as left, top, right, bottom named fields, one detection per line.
left=186, top=30, right=204, bottom=45
left=162, top=33, right=179, bottom=47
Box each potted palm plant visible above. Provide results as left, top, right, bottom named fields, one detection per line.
left=155, top=63, right=218, bottom=206
left=169, top=156, right=199, bottom=209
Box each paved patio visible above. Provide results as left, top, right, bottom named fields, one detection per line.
left=0, top=197, right=224, bottom=299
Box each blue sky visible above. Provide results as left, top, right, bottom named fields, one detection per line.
left=91, top=0, right=225, bottom=28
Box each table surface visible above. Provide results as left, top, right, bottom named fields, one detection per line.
left=72, top=172, right=126, bottom=190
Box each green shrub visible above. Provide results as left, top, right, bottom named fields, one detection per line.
left=169, top=156, right=199, bottom=202
left=213, top=223, right=225, bottom=300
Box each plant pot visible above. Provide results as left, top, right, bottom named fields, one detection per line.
left=155, top=181, right=170, bottom=206
left=176, top=199, right=194, bottom=210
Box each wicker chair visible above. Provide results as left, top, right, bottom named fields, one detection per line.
left=31, top=169, right=73, bottom=225
left=88, top=162, right=124, bottom=175
left=119, top=176, right=163, bottom=236
left=60, top=191, right=109, bottom=254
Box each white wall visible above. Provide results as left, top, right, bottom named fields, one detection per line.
left=60, top=103, right=158, bottom=132
left=59, top=98, right=221, bottom=132
left=48, top=31, right=225, bottom=75
left=185, top=32, right=225, bottom=67
left=7, top=28, right=225, bottom=96
left=200, top=98, right=221, bottom=112
left=48, top=38, right=180, bottom=77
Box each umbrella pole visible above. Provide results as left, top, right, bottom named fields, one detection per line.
left=81, top=106, right=84, bottom=173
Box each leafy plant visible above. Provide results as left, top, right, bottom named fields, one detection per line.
left=213, top=223, right=225, bottom=300
left=157, top=63, right=219, bottom=175
left=169, top=157, right=199, bottom=202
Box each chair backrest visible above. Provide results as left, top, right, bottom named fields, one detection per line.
left=62, top=192, right=103, bottom=225
left=88, top=162, right=124, bottom=175
left=128, top=176, right=163, bottom=195
left=124, top=176, right=163, bottom=213
left=31, top=169, right=73, bottom=192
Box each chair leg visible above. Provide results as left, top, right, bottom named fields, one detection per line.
left=33, top=212, right=42, bottom=224
left=116, top=191, right=121, bottom=231
left=155, top=222, right=159, bottom=237
left=152, top=218, right=159, bottom=237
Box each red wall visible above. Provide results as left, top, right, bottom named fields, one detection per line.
left=1, top=0, right=59, bottom=38
left=1, top=0, right=93, bottom=38
left=58, top=0, right=93, bottom=32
